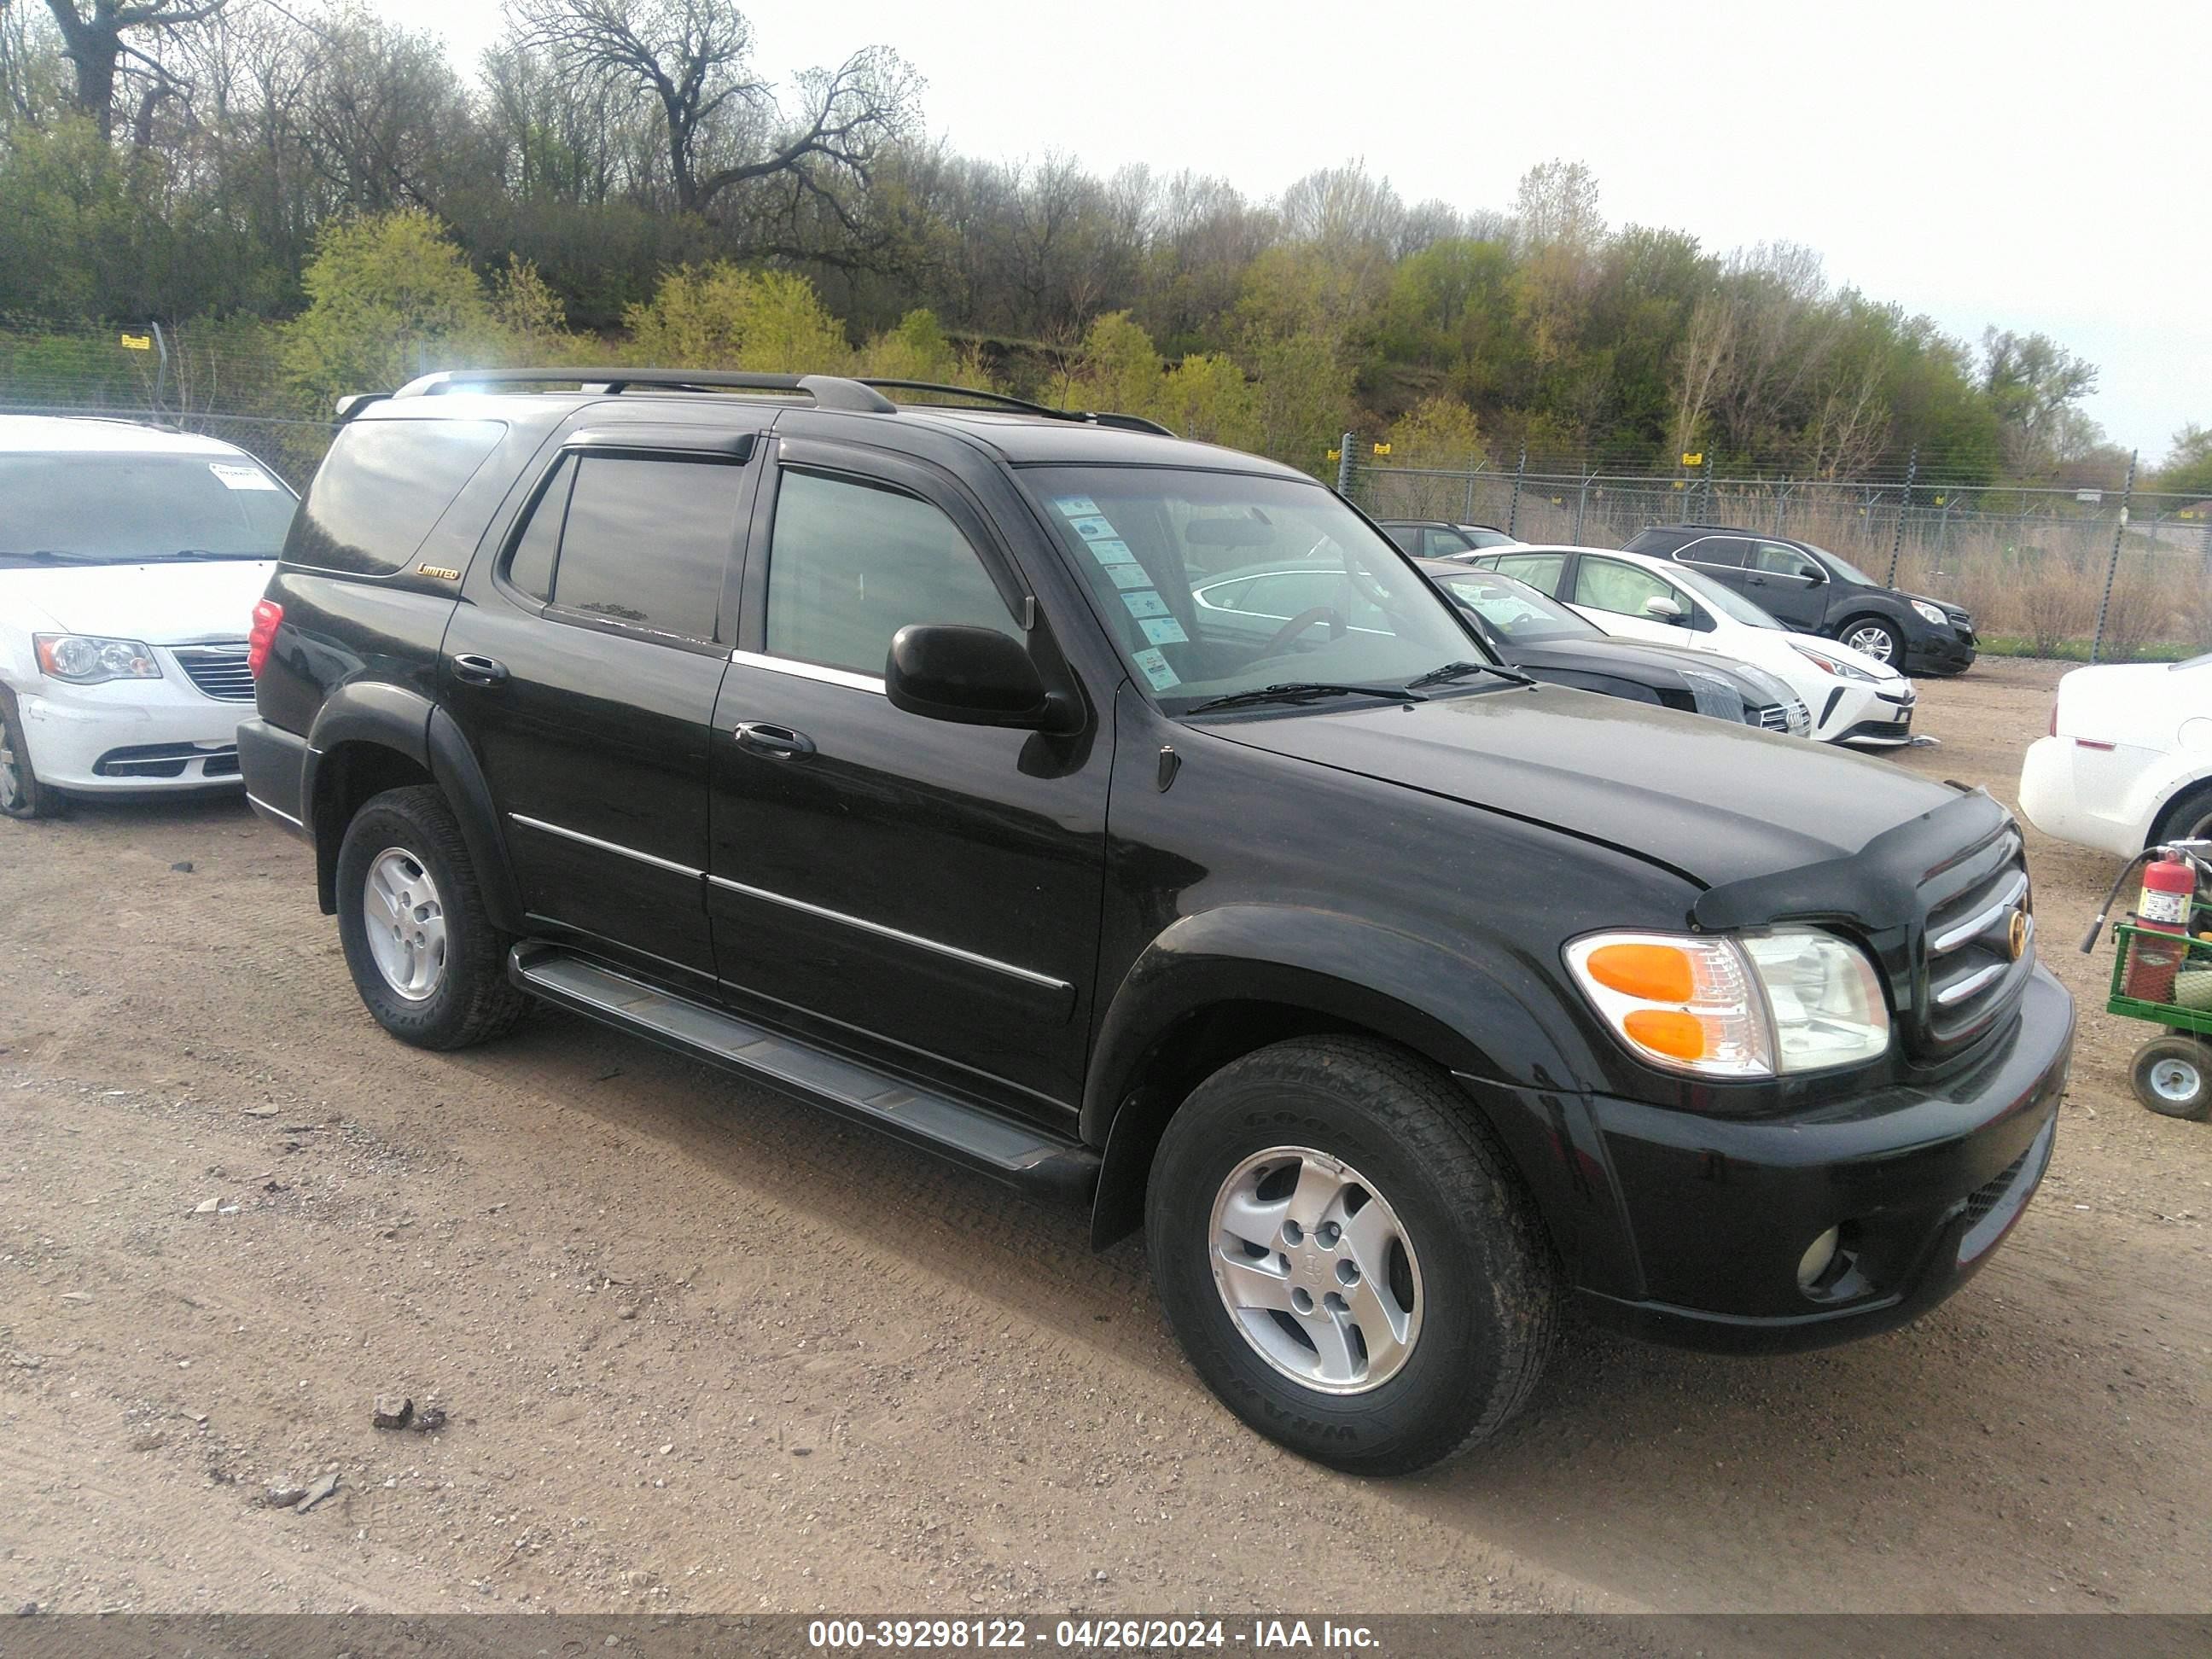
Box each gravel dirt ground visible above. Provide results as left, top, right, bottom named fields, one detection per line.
left=1, top=656, right=2206, bottom=1618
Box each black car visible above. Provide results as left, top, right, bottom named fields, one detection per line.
left=1377, top=519, right=1520, bottom=560
left=238, top=368, right=2070, bottom=1476
left=1622, top=523, right=1976, bottom=675
left=1415, top=560, right=1812, bottom=736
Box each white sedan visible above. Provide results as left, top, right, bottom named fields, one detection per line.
left=1474, top=544, right=1918, bottom=746
left=1, top=416, right=294, bottom=818
left=2018, top=655, right=2212, bottom=855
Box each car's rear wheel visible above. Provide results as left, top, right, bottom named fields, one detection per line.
left=0, top=690, right=67, bottom=820
left=1838, top=617, right=1901, bottom=666
left=335, top=784, right=527, bottom=1050
left=1146, top=1036, right=1557, bottom=1475
left=2152, top=782, right=2212, bottom=847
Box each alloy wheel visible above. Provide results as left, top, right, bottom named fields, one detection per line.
left=1842, top=623, right=1897, bottom=663
left=363, top=847, right=448, bottom=1001
left=1208, top=1146, right=1424, bottom=1394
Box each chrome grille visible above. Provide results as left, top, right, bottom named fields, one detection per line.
left=172, top=644, right=254, bottom=703
left=1756, top=699, right=1812, bottom=736
left=1918, top=824, right=2034, bottom=1054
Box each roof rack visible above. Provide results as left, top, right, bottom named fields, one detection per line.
left=341, top=367, right=1178, bottom=439
left=858, top=378, right=1176, bottom=437
left=384, top=368, right=898, bottom=414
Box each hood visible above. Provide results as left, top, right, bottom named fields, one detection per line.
left=1203, top=684, right=1959, bottom=887
left=1507, top=634, right=1766, bottom=695
left=0, top=561, right=276, bottom=643
left=1783, top=628, right=1905, bottom=683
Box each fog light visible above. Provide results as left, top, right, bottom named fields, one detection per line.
left=1796, top=1226, right=1841, bottom=1292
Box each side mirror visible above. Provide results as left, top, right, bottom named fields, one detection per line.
left=886, top=624, right=1068, bottom=731
left=1642, top=595, right=1686, bottom=622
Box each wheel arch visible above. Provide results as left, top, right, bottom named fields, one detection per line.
left=304, top=687, right=521, bottom=930
left=1082, top=906, right=1584, bottom=1249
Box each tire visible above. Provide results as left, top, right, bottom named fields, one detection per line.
left=1837, top=616, right=1901, bottom=667
left=1145, top=1035, right=1558, bottom=1476
left=335, top=784, right=527, bottom=1050
left=0, top=689, right=67, bottom=820
left=2131, top=1034, right=2212, bottom=1121
left=2152, top=782, right=2212, bottom=848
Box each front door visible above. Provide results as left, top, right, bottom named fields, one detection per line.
left=1741, top=540, right=1830, bottom=630
left=707, top=443, right=1109, bottom=1113
left=443, top=439, right=753, bottom=979
left=1566, top=553, right=1710, bottom=646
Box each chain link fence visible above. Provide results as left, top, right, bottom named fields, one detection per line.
left=1347, top=448, right=2212, bottom=666
left=0, top=315, right=336, bottom=486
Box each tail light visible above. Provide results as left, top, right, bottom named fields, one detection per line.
left=247, top=600, right=282, bottom=677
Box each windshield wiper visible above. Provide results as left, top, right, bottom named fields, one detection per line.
left=163, top=548, right=272, bottom=561
left=1406, top=658, right=1537, bottom=690
left=1188, top=680, right=1427, bottom=713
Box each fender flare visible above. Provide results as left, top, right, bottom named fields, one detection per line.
left=1081, top=905, right=1591, bottom=1247
left=303, top=684, right=524, bottom=933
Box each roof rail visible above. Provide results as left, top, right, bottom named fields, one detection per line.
left=858, top=378, right=1177, bottom=438
left=386, top=368, right=897, bottom=414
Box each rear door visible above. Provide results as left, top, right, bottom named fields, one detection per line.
left=1741, top=540, right=1830, bottom=630
left=707, top=440, right=1109, bottom=1112
left=442, top=430, right=755, bottom=977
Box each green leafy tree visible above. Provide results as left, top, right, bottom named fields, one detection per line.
left=2155, top=424, right=2212, bottom=498
left=623, top=264, right=849, bottom=371
left=280, top=209, right=494, bottom=409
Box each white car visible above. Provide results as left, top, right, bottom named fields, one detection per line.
left=0, top=416, right=295, bottom=818
left=2017, top=655, right=2212, bottom=855
left=1475, top=544, right=1918, bottom=746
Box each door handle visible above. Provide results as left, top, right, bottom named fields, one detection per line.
left=733, top=721, right=816, bottom=759
left=452, top=654, right=509, bottom=687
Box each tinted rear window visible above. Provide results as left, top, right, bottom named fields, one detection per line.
left=285, top=418, right=505, bottom=575
left=550, top=455, right=739, bottom=641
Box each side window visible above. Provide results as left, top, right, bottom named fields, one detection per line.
left=1752, top=541, right=1819, bottom=579
left=1679, top=537, right=1749, bottom=568
left=1423, top=527, right=1476, bottom=557
left=1382, top=525, right=1422, bottom=555
left=504, top=457, right=573, bottom=605
left=550, top=455, right=740, bottom=640
left=1492, top=552, right=1565, bottom=594
left=765, top=469, right=1016, bottom=678
left=1574, top=557, right=1679, bottom=619
left=286, top=417, right=506, bottom=576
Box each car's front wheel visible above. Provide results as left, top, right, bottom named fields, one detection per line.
left=1146, top=1037, right=1557, bottom=1475
left=335, top=784, right=527, bottom=1050
left=0, top=690, right=67, bottom=820
left=1837, top=617, right=1901, bottom=667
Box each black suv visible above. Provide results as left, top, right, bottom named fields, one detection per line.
left=239, top=370, right=2070, bottom=1475
left=1622, top=524, right=1977, bottom=674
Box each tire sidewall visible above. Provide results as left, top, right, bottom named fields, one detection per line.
left=1840, top=617, right=1901, bottom=665
left=0, top=690, right=60, bottom=820
left=2134, top=1038, right=2212, bottom=1120
left=1149, top=1062, right=1523, bottom=1472
left=335, top=794, right=490, bottom=1048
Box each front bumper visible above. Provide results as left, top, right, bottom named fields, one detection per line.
left=12, top=664, right=252, bottom=793
left=1905, top=627, right=1978, bottom=675
left=1824, top=682, right=1918, bottom=748
left=1571, top=964, right=2073, bottom=1353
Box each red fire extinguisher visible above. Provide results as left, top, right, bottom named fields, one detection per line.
left=2126, top=852, right=2197, bottom=1003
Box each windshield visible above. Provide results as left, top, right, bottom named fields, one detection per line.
left=1025, top=466, right=1488, bottom=712
left=1666, top=561, right=1785, bottom=630
left=1799, top=540, right=1879, bottom=586
left=0, top=452, right=295, bottom=564
left=1433, top=569, right=1601, bottom=644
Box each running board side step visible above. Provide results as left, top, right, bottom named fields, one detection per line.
left=509, top=945, right=1099, bottom=1202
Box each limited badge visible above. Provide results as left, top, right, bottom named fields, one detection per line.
left=417, top=564, right=461, bottom=581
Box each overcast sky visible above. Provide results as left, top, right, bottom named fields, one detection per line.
left=374, top=0, right=2208, bottom=458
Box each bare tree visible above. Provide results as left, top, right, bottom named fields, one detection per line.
left=41, top=0, right=222, bottom=140
left=508, top=0, right=917, bottom=218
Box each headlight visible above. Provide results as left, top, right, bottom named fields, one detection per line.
left=1678, top=667, right=1747, bottom=724
left=1566, top=927, right=1890, bottom=1079
left=1791, top=643, right=1878, bottom=682
left=1911, top=600, right=1947, bottom=627
left=33, top=633, right=163, bottom=684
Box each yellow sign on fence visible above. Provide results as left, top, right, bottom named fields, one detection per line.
left=1372, top=442, right=1392, bottom=456
left=1325, top=449, right=1341, bottom=462
left=119, top=332, right=152, bottom=351
left=1680, top=451, right=1703, bottom=467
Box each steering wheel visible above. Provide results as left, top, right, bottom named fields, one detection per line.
left=1258, top=605, right=1347, bottom=658
left=1305, top=534, right=1397, bottom=611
